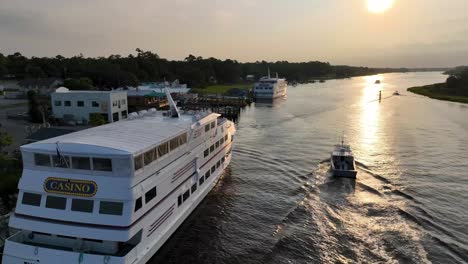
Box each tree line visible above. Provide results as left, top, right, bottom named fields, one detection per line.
left=0, top=49, right=409, bottom=89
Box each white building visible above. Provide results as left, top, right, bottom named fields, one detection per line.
left=51, top=87, right=128, bottom=124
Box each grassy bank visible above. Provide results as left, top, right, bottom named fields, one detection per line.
left=407, top=83, right=468, bottom=104
left=192, top=84, right=252, bottom=95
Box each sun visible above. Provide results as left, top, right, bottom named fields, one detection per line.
left=367, top=0, right=394, bottom=13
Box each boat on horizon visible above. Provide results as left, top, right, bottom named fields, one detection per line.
left=330, top=138, right=357, bottom=178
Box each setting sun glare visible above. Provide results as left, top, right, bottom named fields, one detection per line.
left=367, top=0, right=394, bottom=13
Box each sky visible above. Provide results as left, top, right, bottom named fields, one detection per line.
left=0, top=0, right=467, bottom=68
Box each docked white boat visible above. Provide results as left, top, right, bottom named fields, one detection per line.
left=253, top=70, right=287, bottom=100
left=330, top=139, right=357, bottom=178
left=2, top=91, right=236, bottom=263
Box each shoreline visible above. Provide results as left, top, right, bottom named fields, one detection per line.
left=407, top=83, right=468, bottom=104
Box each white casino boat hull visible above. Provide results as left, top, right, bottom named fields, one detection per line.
left=2, top=91, right=236, bottom=264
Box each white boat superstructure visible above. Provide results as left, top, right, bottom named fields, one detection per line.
left=253, top=71, right=287, bottom=100
left=2, top=94, right=236, bottom=263
left=330, top=139, right=357, bottom=178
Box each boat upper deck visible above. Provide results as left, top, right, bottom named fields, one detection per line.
left=22, top=112, right=217, bottom=156
left=332, top=144, right=354, bottom=157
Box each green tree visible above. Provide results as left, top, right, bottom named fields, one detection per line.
left=0, top=130, right=22, bottom=210
left=64, top=77, right=94, bottom=90
left=27, top=90, right=44, bottom=123
left=89, top=113, right=107, bottom=126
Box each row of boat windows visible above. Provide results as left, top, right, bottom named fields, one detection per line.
left=256, top=87, right=273, bottom=90
left=178, top=156, right=225, bottom=207
left=133, top=185, right=157, bottom=212
left=204, top=121, right=216, bottom=132
left=21, top=192, right=124, bottom=215
left=134, top=133, right=189, bottom=171
left=34, top=153, right=112, bottom=171
left=204, top=134, right=229, bottom=158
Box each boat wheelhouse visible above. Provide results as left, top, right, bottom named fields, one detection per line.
left=2, top=98, right=236, bottom=263
left=330, top=139, right=357, bottom=178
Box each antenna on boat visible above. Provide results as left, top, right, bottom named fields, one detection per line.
left=276, top=72, right=279, bottom=78
left=267, top=67, right=271, bottom=78
left=165, top=88, right=180, bottom=118
left=55, top=141, right=69, bottom=168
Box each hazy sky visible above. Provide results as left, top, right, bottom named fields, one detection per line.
left=1, top=0, right=467, bottom=67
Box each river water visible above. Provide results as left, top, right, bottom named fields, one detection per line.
left=152, top=72, right=468, bottom=264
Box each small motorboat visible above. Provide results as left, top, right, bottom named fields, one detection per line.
left=393, top=91, right=400, bottom=96
left=330, top=138, right=357, bottom=178
left=375, top=80, right=381, bottom=84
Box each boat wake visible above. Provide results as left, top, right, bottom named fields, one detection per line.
left=263, top=160, right=468, bottom=264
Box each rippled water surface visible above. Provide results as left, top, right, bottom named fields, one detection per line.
left=152, top=72, right=468, bottom=264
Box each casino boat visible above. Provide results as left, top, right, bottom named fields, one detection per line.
left=253, top=69, right=287, bottom=100
left=2, top=91, right=236, bottom=264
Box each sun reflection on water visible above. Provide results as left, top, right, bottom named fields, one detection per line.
left=359, top=75, right=383, bottom=149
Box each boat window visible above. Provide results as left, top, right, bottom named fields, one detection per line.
left=52, top=155, right=70, bottom=168
left=205, top=170, right=211, bottom=179
left=205, top=124, right=210, bottom=132
left=221, top=157, right=225, bottom=163
left=144, top=149, right=156, bottom=166
left=71, top=199, right=94, bottom=213
left=22, top=192, right=41, bottom=206
left=134, top=197, right=142, bottom=212
left=210, top=145, right=215, bottom=153
left=99, top=201, right=124, bottom=215
left=64, top=101, right=71, bottom=107
left=158, top=142, right=169, bottom=157
left=83, top=238, right=103, bottom=243
left=46, top=196, right=66, bottom=210
left=72, top=157, right=91, bottom=170
left=145, top=187, right=157, bottom=203
left=216, top=160, right=221, bottom=168
left=93, top=158, right=112, bottom=171
left=204, top=149, right=209, bottom=158
left=77, top=101, right=84, bottom=107
left=54, top=100, right=62, bottom=106
left=210, top=121, right=216, bottom=129
left=177, top=195, right=182, bottom=207
left=179, top=133, right=188, bottom=145
left=211, top=166, right=215, bottom=174
left=134, top=155, right=143, bottom=170
left=199, top=176, right=205, bottom=185
left=169, top=137, right=180, bottom=151
left=182, top=190, right=190, bottom=202
left=215, top=141, right=219, bottom=148
left=191, top=183, right=197, bottom=194
left=220, top=138, right=224, bottom=144
left=34, top=153, right=51, bottom=167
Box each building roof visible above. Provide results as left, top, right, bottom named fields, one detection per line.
left=21, top=112, right=213, bottom=156
left=53, top=87, right=126, bottom=94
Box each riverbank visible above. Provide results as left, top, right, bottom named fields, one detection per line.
left=407, top=83, right=468, bottom=104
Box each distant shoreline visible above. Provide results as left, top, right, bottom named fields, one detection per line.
left=407, top=83, right=468, bottom=104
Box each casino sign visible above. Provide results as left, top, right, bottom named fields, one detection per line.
left=44, top=177, right=97, bottom=197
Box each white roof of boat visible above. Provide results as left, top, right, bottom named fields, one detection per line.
left=332, top=144, right=354, bottom=156
left=21, top=113, right=212, bottom=156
